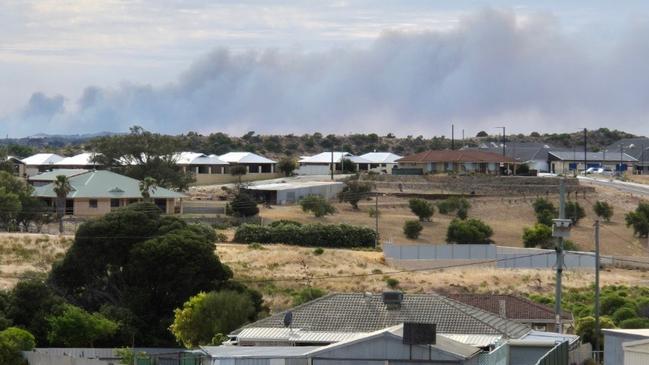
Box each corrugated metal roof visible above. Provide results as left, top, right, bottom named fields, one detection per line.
left=28, top=169, right=89, bottom=181
left=245, top=181, right=343, bottom=191
left=21, top=153, right=64, bottom=166
left=440, top=334, right=502, bottom=347
left=174, top=152, right=228, bottom=165
left=548, top=150, right=637, bottom=162
left=233, top=293, right=531, bottom=339
left=33, top=170, right=185, bottom=199
left=359, top=152, right=403, bottom=164
left=235, top=327, right=364, bottom=343
left=521, top=330, right=580, bottom=346
left=201, top=346, right=321, bottom=358
left=603, top=329, right=649, bottom=337
left=299, top=152, right=352, bottom=163
left=219, top=152, right=276, bottom=164
left=55, top=153, right=101, bottom=166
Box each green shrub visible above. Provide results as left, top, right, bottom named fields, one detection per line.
left=457, top=206, right=468, bottom=220
left=403, top=220, right=423, bottom=239
left=576, top=316, right=616, bottom=348
left=533, top=198, right=557, bottom=226
left=233, top=223, right=376, bottom=248
left=601, top=294, right=632, bottom=316
left=613, top=307, right=638, bottom=324
left=593, top=201, right=614, bottom=222
left=215, top=232, right=228, bottom=242
left=385, top=278, right=399, bottom=289
left=248, top=243, right=265, bottom=250
left=299, top=195, right=336, bottom=217
left=368, top=207, right=380, bottom=218
left=338, top=181, right=373, bottom=209
left=408, top=199, right=434, bottom=222
left=292, top=287, right=326, bottom=306
left=313, top=247, right=324, bottom=255
left=566, top=201, right=586, bottom=225
left=446, top=218, right=493, bottom=244
left=625, top=202, right=649, bottom=237
left=230, top=192, right=259, bottom=217
left=0, top=327, right=36, bottom=365
left=620, top=317, right=649, bottom=329
left=437, top=197, right=470, bottom=215
left=563, top=239, right=579, bottom=251
left=268, top=220, right=302, bottom=227
left=523, top=224, right=553, bottom=248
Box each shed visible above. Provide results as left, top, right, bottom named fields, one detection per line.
left=603, top=329, right=649, bottom=365
left=623, top=338, right=649, bottom=365
left=243, top=181, right=344, bottom=205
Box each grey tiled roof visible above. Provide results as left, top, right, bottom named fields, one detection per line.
left=235, top=293, right=531, bottom=338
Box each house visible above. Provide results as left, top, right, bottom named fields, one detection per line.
left=54, top=152, right=102, bottom=169
left=28, top=169, right=89, bottom=187
left=547, top=151, right=638, bottom=174
left=605, top=137, right=649, bottom=174
left=447, top=294, right=574, bottom=332
left=395, top=150, right=515, bottom=175
left=242, top=181, right=344, bottom=205
left=32, top=170, right=185, bottom=216
left=297, top=152, right=373, bottom=175
left=174, top=152, right=230, bottom=185
left=219, top=152, right=277, bottom=173
left=2, top=156, right=26, bottom=177
left=603, top=329, right=649, bottom=365
left=21, top=153, right=64, bottom=176
left=463, top=142, right=561, bottom=173
left=359, top=152, right=403, bottom=174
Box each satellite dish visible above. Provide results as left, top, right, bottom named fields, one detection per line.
left=283, top=311, right=293, bottom=328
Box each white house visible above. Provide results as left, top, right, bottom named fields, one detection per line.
left=297, top=152, right=373, bottom=175
left=21, top=153, right=64, bottom=176
left=359, top=152, right=403, bottom=174
left=54, top=152, right=101, bottom=169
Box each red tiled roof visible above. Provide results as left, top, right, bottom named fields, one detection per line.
left=396, top=150, right=515, bottom=164
left=447, top=294, right=573, bottom=322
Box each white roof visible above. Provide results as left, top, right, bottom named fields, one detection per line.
left=54, top=152, right=100, bottom=166
left=441, top=334, right=502, bottom=347
left=246, top=181, right=343, bottom=191
left=299, top=152, right=352, bottom=163
left=235, top=327, right=363, bottom=344
left=359, top=152, right=403, bottom=164
left=603, top=329, right=649, bottom=337
left=219, top=152, right=276, bottom=164
left=174, top=152, right=228, bottom=165
left=201, top=346, right=321, bottom=359
left=521, top=330, right=580, bottom=346
left=624, top=338, right=649, bottom=353
left=21, top=153, right=64, bottom=166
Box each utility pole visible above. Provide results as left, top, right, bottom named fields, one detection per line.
left=495, top=126, right=506, bottom=175
left=451, top=124, right=455, bottom=150
left=330, top=149, right=334, bottom=181
left=583, top=128, right=588, bottom=174
left=620, top=145, right=624, bottom=174
left=553, top=178, right=570, bottom=333
left=375, top=193, right=379, bottom=249
left=594, top=219, right=601, bottom=362
left=462, top=129, right=465, bottom=147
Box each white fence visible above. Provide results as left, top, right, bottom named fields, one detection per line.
left=23, top=352, right=115, bottom=365
left=383, top=243, right=614, bottom=269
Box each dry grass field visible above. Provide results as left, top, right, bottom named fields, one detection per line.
left=257, top=183, right=649, bottom=257
left=216, top=243, right=649, bottom=311
left=627, top=175, right=649, bottom=185
left=0, top=233, right=73, bottom=290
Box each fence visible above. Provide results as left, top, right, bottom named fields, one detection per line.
left=536, top=341, right=569, bottom=365
left=383, top=243, right=615, bottom=269
left=23, top=348, right=197, bottom=365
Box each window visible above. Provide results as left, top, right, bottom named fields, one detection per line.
left=89, top=199, right=98, bottom=208
left=110, top=199, right=120, bottom=208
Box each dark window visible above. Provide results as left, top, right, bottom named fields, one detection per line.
left=89, top=199, right=98, bottom=208
left=110, top=199, right=120, bottom=208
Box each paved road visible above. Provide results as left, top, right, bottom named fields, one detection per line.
left=578, top=176, right=649, bottom=197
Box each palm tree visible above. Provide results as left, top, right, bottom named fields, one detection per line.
left=53, top=175, right=72, bottom=234
left=139, top=177, right=157, bottom=202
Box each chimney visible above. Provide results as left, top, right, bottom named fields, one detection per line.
left=382, top=291, right=403, bottom=310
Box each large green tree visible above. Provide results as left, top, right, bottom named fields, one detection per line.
left=47, top=304, right=118, bottom=347
left=89, top=126, right=193, bottom=190
left=338, top=181, right=372, bottom=209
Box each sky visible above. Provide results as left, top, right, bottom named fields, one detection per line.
left=1, top=1, right=649, bottom=137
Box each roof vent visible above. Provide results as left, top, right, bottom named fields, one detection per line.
left=382, top=291, right=403, bottom=309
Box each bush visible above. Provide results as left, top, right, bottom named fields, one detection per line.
left=368, top=207, right=380, bottom=218
left=385, top=278, right=399, bottom=289
left=408, top=199, right=434, bottom=222
left=566, top=201, right=586, bottom=225
left=47, top=304, right=118, bottom=347
left=292, top=287, right=326, bottom=306
left=214, top=232, right=228, bottom=242
left=457, top=206, right=468, bottom=220
left=613, top=307, right=638, bottom=324
left=313, top=247, right=324, bottom=255
left=403, top=220, right=423, bottom=239
left=563, top=239, right=579, bottom=251
left=523, top=224, right=553, bottom=249
left=601, top=294, right=631, bottom=316
left=299, top=195, right=336, bottom=217
left=268, top=220, right=302, bottom=227
left=446, top=218, right=493, bottom=244
left=0, top=327, right=36, bottom=365
left=230, top=192, right=259, bottom=217
left=437, top=197, right=470, bottom=215
left=533, top=198, right=557, bottom=226
left=593, top=201, right=614, bottom=222
left=233, top=223, right=376, bottom=248
left=620, top=317, right=649, bottom=329
left=338, top=181, right=373, bottom=209
left=625, top=202, right=649, bottom=237
left=576, top=316, right=616, bottom=348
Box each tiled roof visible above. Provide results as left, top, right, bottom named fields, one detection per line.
left=397, top=150, right=515, bottom=164
left=446, top=294, right=572, bottom=323
left=234, top=293, right=530, bottom=338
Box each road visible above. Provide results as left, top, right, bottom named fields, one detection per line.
left=578, top=176, right=649, bottom=197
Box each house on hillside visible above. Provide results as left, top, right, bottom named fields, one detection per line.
left=547, top=150, right=637, bottom=174
left=359, top=152, right=403, bottom=174
left=605, top=137, right=649, bottom=174
left=395, top=150, right=515, bottom=175
left=463, top=142, right=561, bottom=173
left=32, top=170, right=185, bottom=216
left=54, top=152, right=102, bottom=169
left=21, top=153, right=64, bottom=176
left=297, top=152, right=373, bottom=175
left=447, top=294, right=574, bottom=332
left=174, top=152, right=230, bottom=185
left=2, top=156, right=26, bottom=177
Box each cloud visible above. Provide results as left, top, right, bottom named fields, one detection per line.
left=3, top=8, right=649, bottom=137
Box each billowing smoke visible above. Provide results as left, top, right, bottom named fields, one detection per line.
left=3, top=9, right=649, bottom=137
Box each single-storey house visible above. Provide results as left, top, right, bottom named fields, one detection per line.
left=297, top=152, right=374, bottom=175
left=32, top=170, right=185, bottom=216
left=463, top=142, right=562, bottom=173
left=395, top=150, right=515, bottom=175
left=54, top=152, right=102, bottom=169
left=547, top=151, right=638, bottom=174
left=359, top=152, right=403, bottom=174
left=447, top=294, right=574, bottom=333
left=605, top=137, right=649, bottom=174
left=242, top=181, right=344, bottom=205
left=21, top=153, right=64, bottom=176
left=219, top=152, right=277, bottom=173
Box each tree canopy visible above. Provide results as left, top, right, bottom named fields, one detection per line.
left=338, top=181, right=372, bottom=209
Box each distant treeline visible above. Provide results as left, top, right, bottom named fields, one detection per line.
left=0, top=127, right=637, bottom=158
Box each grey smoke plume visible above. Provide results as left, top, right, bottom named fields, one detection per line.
left=3, top=9, right=649, bottom=137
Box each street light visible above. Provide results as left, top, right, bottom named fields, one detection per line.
left=494, top=126, right=506, bottom=174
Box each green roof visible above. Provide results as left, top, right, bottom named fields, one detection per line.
left=33, top=170, right=185, bottom=199
left=28, top=169, right=89, bottom=181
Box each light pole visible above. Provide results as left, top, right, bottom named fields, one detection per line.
left=495, top=126, right=506, bottom=174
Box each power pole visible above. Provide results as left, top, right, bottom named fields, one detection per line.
left=594, top=219, right=601, bottom=362
left=375, top=193, right=379, bottom=249
left=462, top=129, right=465, bottom=147
left=583, top=128, right=588, bottom=174
left=330, top=149, right=334, bottom=181
left=451, top=124, right=455, bottom=150
left=554, top=178, right=568, bottom=333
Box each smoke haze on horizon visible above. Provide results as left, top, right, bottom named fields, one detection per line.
left=2, top=8, right=649, bottom=138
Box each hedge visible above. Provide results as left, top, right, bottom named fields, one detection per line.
left=233, top=223, right=376, bottom=248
